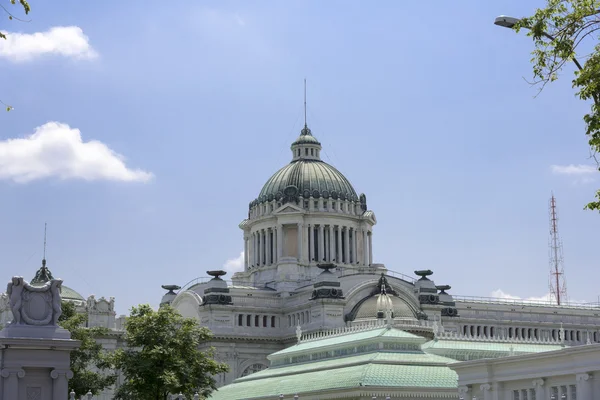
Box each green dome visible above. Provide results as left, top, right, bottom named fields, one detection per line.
left=258, top=159, right=358, bottom=203
left=291, top=126, right=321, bottom=146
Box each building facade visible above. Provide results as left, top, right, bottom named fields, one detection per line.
left=165, top=121, right=600, bottom=388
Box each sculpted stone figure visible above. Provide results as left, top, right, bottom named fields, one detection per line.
left=7, top=276, right=24, bottom=325
left=50, top=279, right=63, bottom=325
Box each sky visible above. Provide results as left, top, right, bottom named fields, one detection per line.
left=0, top=1, right=598, bottom=315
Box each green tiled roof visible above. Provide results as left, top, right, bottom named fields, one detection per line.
left=422, top=339, right=565, bottom=361
left=273, top=327, right=423, bottom=357
left=239, top=351, right=456, bottom=383
left=210, top=361, right=457, bottom=400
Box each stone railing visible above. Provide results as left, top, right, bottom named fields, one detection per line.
left=300, top=318, right=433, bottom=343
left=437, top=329, right=565, bottom=346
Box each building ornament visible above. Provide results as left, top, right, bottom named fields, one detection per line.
left=479, top=383, right=491, bottom=392
left=532, top=378, right=545, bottom=388
left=576, top=373, right=590, bottom=382
left=7, top=276, right=62, bottom=326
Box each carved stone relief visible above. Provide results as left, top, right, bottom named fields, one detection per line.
left=6, top=276, right=62, bottom=326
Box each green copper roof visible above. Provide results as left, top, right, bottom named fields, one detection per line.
left=211, top=360, right=457, bottom=399
left=422, top=339, right=565, bottom=361
left=273, top=327, right=423, bottom=357
left=257, top=160, right=358, bottom=203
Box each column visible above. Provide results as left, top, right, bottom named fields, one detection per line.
left=259, top=231, right=264, bottom=265
left=363, top=229, right=368, bottom=266
left=266, top=228, right=272, bottom=266
left=352, top=228, right=357, bottom=264
left=273, top=228, right=278, bottom=264
left=344, top=226, right=350, bottom=264
left=310, top=225, right=316, bottom=263
left=277, top=224, right=283, bottom=260
left=336, top=225, right=342, bottom=263
left=2, top=368, right=25, bottom=399
left=576, top=373, right=592, bottom=400
left=329, top=225, right=335, bottom=262
left=458, top=386, right=471, bottom=400
left=303, top=223, right=309, bottom=264
left=251, top=233, right=256, bottom=266
left=368, top=231, right=373, bottom=265
left=51, top=369, right=73, bottom=399
left=244, top=236, right=249, bottom=269
left=479, top=383, right=492, bottom=400
left=319, top=225, right=325, bottom=262
left=532, top=379, right=546, bottom=400
left=297, top=223, right=303, bottom=262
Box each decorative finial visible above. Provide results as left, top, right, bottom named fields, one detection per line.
left=296, top=322, right=302, bottom=344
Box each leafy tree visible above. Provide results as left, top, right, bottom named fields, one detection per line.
left=511, top=0, right=600, bottom=211
left=58, top=301, right=118, bottom=397
left=113, top=304, right=228, bottom=400
left=1, top=0, right=31, bottom=111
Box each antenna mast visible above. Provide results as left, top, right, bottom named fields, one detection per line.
left=548, top=193, right=567, bottom=305
left=304, top=78, right=307, bottom=127
left=42, top=222, right=48, bottom=267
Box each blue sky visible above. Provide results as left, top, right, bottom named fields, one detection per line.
left=0, top=1, right=598, bottom=315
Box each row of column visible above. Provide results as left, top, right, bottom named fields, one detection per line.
left=459, top=374, right=593, bottom=400
left=245, top=224, right=373, bottom=269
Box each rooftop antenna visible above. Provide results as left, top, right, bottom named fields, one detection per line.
left=42, top=222, right=47, bottom=267
left=304, top=78, right=307, bottom=127
left=548, top=193, right=568, bottom=305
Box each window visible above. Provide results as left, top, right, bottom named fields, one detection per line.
left=271, top=316, right=276, bottom=328
left=310, top=148, right=314, bottom=155
left=513, top=390, right=520, bottom=400
left=263, top=316, right=267, bottom=327
left=305, top=148, right=308, bottom=156
left=238, top=315, right=243, bottom=326
left=255, top=315, right=259, bottom=327
left=246, top=315, right=251, bottom=326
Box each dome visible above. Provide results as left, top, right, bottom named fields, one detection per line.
left=256, top=124, right=358, bottom=203
left=354, top=294, right=418, bottom=320
left=259, top=160, right=358, bottom=202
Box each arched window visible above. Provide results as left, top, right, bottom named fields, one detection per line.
left=271, top=316, right=276, bottom=328
left=508, top=327, right=513, bottom=338
left=238, top=315, right=243, bottom=326
left=241, top=364, right=266, bottom=377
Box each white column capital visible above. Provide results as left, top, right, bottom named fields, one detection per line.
left=480, top=383, right=491, bottom=392
left=532, top=378, right=545, bottom=387
left=51, top=369, right=74, bottom=380
left=458, top=385, right=471, bottom=395
left=576, top=373, right=591, bottom=382
left=1, top=368, right=25, bottom=378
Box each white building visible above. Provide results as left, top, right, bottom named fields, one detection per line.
left=450, top=342, right=600, bottom=400
left=165, top=121, right=600, bottom=387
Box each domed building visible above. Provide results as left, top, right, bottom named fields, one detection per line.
left=235, top=123, right=376, bottom=289
left=166, top=114, right=600, bottom=393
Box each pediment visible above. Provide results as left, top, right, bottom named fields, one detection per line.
left=273, top=203, right=304, bottom=215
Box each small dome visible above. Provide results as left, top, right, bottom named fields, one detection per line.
left=291, top=126, right=321, bottom=146
left=354, top=294, right=418, bottom=320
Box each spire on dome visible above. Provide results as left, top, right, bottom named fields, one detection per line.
left=290, top=79, right=321, bottom=160
left=32, top=223, right=55, bottom=285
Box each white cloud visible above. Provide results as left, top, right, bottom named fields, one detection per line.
left=551, top=164, right=598, bottom=175
left=0, top=122, right=153, bottom=183
left=0, top=26, right=97, bottom=62
left=223, top=251, right=244, bottom=275
left=490, top=289, right=553, bottom=303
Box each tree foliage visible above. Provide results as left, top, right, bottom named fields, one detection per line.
left=1, top=0, right=31, bottom=111
left=514, top=0, right=600, bottom=211
left=113, top=304, right=229, bottom=400
left=58, top=301, right=118, bottom=397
